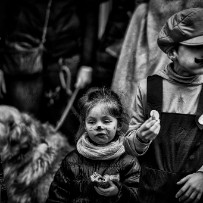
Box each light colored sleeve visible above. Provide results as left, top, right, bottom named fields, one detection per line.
left=124, top=79, right=151, bottom=156
left=124, top=130, right=151, bottom=156
left=198, top=166, right=203, bottom=173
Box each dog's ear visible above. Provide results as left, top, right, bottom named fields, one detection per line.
left=9, top=123, right=25, bottom=145
left=8, top=121, right=35, bottom=159
left=0, top=115, right=17, bottom=145
left=8, top=113, right=33, bottom=147
left=21, top=113, right=34, bottom=126
left=22, top=112, right=50, bottom=142
left=21, top=112, right=48, bottom=144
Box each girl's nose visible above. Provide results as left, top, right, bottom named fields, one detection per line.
left=96, top=124, right=104, bottom=130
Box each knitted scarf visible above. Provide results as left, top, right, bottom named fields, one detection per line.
left=77, top=133, right=125, bottom=160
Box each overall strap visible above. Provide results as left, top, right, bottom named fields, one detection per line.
left=196, top=85, right=203, bottom=115
left=147, top=75, right=163, bottom=115
left=195, top=85, right=203, bottom=130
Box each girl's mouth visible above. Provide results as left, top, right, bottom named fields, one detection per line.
left=96, top=133, right=106, bottom=137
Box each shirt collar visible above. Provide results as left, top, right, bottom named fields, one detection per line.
left=156, top=63, right=203, bottom=85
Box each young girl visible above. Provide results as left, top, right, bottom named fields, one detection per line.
left=46, top=87, right=140, bottom=203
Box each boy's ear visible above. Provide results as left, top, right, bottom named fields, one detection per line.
left=167, top=49, right=178, bottom=61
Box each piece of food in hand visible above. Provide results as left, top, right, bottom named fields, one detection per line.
left=150, top=110, right=160, bottom=120
left=198, top=114, right=203, bottom=125
left=90, top=172, right=110, bottom=188
left=96, top=176, right=110, bottom=188
left=105, top=174, right=120, bottom=182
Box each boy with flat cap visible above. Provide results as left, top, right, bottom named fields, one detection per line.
left=124, top=7, right=203, bottom=203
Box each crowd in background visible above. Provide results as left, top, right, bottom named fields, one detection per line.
left=0, top=0, right=135, bottom=145
left=1, top=0, right=203, bottom=203
left=0, top=0, right=203, bottom=143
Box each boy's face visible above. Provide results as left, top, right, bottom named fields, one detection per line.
left=174, top=45, right=203, bottom=76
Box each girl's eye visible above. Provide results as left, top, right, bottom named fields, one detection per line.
left=87, top=120, right=95, bottom=125
left=103, top=119, right=111, bottom=123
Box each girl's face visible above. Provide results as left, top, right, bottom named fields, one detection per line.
left=174, top=45, right=203, bottom=76
left=85, top=103, right=118, bottom=146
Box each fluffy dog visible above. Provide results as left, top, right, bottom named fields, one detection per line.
left=0, top=105, right=74, bottom=203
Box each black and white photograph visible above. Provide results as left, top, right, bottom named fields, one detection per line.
left=0, top=0, right=203, bottom=202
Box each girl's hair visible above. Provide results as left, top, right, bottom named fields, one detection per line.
left=75, top=87, right=129, bottom=142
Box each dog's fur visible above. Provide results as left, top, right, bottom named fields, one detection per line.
left=0, top=105, right=74, bottom=203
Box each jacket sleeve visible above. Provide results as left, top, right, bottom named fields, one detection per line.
left=46, top=158, right=71, bottom=203
left=114, top=156, right=140, bottom=203
left=124, top=79, right=151, bottom=156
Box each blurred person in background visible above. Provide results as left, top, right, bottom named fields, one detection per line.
left=92, top=0, right=136, bottom=88
left=0, top=0, right=105, bottom=145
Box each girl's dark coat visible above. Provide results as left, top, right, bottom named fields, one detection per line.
left=46, top=149, right=140, bottom=203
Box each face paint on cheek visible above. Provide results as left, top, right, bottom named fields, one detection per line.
left=86, top=125, right=94, bottom=131
left=105, top=127, right=113, bottom=133
left=89, top=127, right=94, bottom=131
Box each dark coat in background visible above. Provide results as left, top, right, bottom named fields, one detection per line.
left=93, top=0, right=135, bottom=88
left=0, top=0, right=101, bottom=141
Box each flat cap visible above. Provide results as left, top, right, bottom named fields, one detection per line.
left=157, top=7, right=203, bottom=53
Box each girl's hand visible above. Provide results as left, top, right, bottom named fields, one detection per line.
left=176, top=172, right=203, bottom=203
left=137, top=117, right=160, bottom=143
left=94, top=180, right=119, bottom=197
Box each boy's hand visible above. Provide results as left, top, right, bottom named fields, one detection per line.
left=137, top=116, right=160, bottom=143
left=176, top=172, right=203, bottom=202
left=94, top=180, right=118, bottom=197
